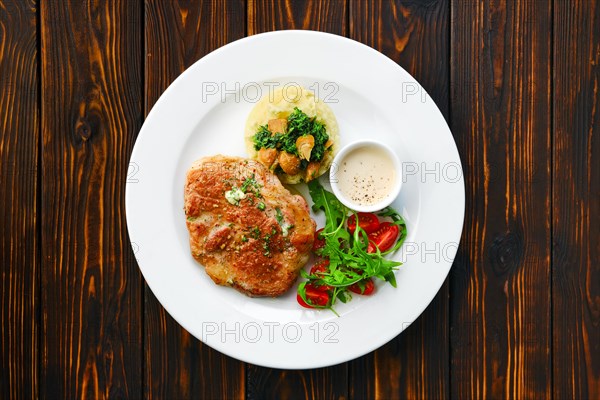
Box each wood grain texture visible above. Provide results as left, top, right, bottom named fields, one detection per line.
left=246, top=1, right=348, bottom=399
left=248, top=0, right=347, bottom=35
left=450, top=0, right=552, bottom=398
left=246, top=367, right=348, bottom=400
left=0, top=1, right=39, bottom=399
left=144, top=1, right=246, bottom=399
left=348, top=1, right=449, bottom=398
left=553, top=0, right=600, bottom=398
left=40, top=1, right=142, bottom=398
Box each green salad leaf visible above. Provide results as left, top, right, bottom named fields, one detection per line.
left=308, top=179, right=347, bottom=235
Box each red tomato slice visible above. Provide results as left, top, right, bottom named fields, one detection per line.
left=310, top=259, right=330, bottom=276
left=297, top=283, right=331, bottom=308
left=310, top=260, right=333, bottom=291
left=349, top=278, right=375, bottom=295
left=312, top=228, right=326, bottom=251
left=367, top=222, right=399, bottom=253
left=347, top=213, right=380, bottom=234
left=297, top=294, right=312, bottom=308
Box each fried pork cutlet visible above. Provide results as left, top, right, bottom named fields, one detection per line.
left=184, top=155, right=315, bottom=297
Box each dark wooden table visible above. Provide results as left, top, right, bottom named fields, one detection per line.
left=1, top=0, right=598, bottom=399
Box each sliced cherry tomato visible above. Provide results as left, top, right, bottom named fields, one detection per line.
left=347, top=213, right=380, bottom=234
left=367, top=222, right=399, bottom=253
left=310, top=260, right=333, bottom=292
left=297, top=294, right=312, bottom=308
left=349, top=278, right=375, bottom=295
left=312, top=228, right=326, bottom=251
left=310, top=259, right=330, bottom=276
left=297, top=283, right=331, bottom=308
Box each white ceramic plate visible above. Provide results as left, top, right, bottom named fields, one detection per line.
left=126, top=30, right=464, bottom=369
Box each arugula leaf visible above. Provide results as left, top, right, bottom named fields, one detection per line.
left=307, top=179, right=347, bottom=233
left=336, top=290, right=349, bottom=303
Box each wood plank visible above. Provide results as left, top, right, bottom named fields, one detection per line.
left=39, top=1, right=143, bottom=398
left=450, top=0, right=551, bottom=398
left=144, top=1, right=246, bottom=399
left=246, top=1, right=348, bottom=398
left=553, top=0, right=600, bottom=398
left=0, top=0, right=39, bottom=399
left=348, top=1, right=449, bottom=398
left=248, top=0, right=346, bottom=35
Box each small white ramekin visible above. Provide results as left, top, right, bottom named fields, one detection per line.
left=329, top=139, right=402, bottom=212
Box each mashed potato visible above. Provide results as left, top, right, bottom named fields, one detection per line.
left=244, top=85, right=340, bottom=184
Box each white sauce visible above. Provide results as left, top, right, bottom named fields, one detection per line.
left=337, top=145, right=396, bottom=206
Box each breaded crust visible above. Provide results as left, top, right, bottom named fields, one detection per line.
left=184, top=155, right=315, bottom=297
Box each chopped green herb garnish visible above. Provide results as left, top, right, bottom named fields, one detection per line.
left=275, top=207, right=284, bottom=224
left=253, top=125, right=283, bottom=150
left=240, top=174, right=262, bottom=198
left=257, top=202, right=266, bottom=211
left=249, top=226, right=261, bottom=240
left=274, top=207, right=293, bottom=237
left=261, top=228, right=278, bottom=257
